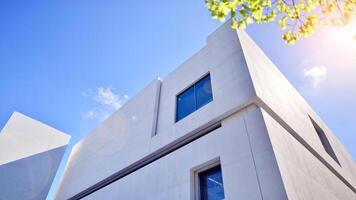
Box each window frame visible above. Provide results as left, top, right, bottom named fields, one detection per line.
left=192, top=159, right=224, bottom=200
left=175, top=73, right=213, bottom=122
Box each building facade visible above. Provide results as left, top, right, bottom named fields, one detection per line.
left=0, top=112, right=70, bottom=200
left=55, top=23, right=356, bottom=200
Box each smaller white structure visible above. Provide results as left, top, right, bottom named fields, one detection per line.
left=0, top=111, right=70, bottom=200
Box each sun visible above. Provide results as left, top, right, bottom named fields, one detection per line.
left=330, top=19, right=356, bottom=48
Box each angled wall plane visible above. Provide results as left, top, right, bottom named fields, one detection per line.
left=0, top=112, right=70, bottom=200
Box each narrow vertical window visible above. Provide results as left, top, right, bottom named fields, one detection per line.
left=310, top=117, right=340, bottom=166
left=176, top=74, right=213, bottom=122
left=198, top=165, right=225, bottom=200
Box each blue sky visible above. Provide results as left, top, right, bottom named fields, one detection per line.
left=0, top=1, right=355, bottom=199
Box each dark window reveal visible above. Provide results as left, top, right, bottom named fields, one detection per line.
left=176, top=74, right=213, bottom=121
left=310, top=117, right=340, bottom=166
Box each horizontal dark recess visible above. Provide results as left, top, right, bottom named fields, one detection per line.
left=68, top=122, right=222, bottom=200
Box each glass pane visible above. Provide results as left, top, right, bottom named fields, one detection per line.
left=199, top=165, right=225, bottom=200
left=195, top=75, right=213, bottom=109
left=176, top=86, right=195, bottom=121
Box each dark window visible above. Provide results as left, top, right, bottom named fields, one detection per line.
left=195, top=75, right=213, bottom=109
left=176, top=86, right=196, bottom=121
left=199, top=165, right=225, bottom=200
left=176, top=74, right=213, bottom=122
left=310, top=117, right=340, bottom=165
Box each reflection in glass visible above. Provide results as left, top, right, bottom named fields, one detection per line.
left=199, top=165, right=225, bottom=200
left=176, top=86, right=196, bottom=121
left=176, top=74, right=213, bottom=122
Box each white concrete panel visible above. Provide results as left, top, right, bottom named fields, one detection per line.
left=152, top=21, right=256, bottom=152
left=243, top=107, right=287, bottom=200
left=0, top=112, right=70, bottom=165
left=238, top=30, right=356, bottom=188
left=0, top=112, right=70, bottom=200
left=0, top=146, right=66, bottom=200
left=55, top=79, right=161, bottom=199
left=82, top=108, right=274, bottom=200
left=262, top=109, right=356, bottom=200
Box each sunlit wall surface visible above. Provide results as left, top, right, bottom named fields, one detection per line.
left=55, top=22, right=356, bottom=200
left=0, top=112, right=70, bottom=200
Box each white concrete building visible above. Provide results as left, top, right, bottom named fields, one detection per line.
left=55, top=22, right=356, bottom=200
left=0, top=112, right=70, bottom=200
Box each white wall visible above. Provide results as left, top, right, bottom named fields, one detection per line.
left=0, top=112, right=70, bottom=165
left=55, top=21, right=356, bottom=199
left=55, top=21, right=258, bottom=199
left=83, top=107, right=286, bottom=200
left=151, top=21, right=256, bottom=151
left=237, top=30, right=356, bottom=197
left=55, top=80, right=161, bottom=199
left=0, top=112, right=70, bottom=200
left=0, top=146, right=66, bottom=200
left=262, top=109, right=356, bottom=199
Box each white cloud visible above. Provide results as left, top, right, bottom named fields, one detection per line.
left=93, top=87, right=124, bottom=109
left=304, top=66, right=327, bottom=78
left=82, top=110, right=95, bottom=119
left=81, top=87, right=129, bottom=121
left=304, top=65, right=327, bottom=87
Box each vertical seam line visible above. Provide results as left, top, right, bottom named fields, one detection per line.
left=243, top=113, right=264, bottom=200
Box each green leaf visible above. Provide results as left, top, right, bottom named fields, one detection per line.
left=246, top=16, right=253, bottom=24
left=237, top=19, right=247, bottom=29
left=231, top=18, right=237, bottom=29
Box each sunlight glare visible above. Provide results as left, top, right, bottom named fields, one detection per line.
left=330, top=19, right=356, bottom=51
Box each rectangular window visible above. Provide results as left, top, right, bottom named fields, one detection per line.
left=310, top=117, right=340, bottom=166
left=176, top=74, right=213, bottom=122
left=198, top=165, right=225, bottom=200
